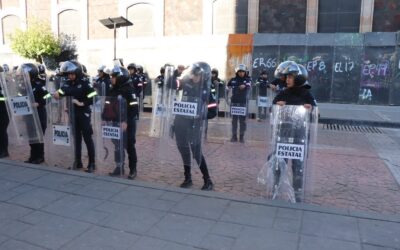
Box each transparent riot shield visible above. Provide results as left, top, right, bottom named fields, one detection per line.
left=159, top=63, right=210, bottom=174
left=93, top=96, right=126, bottom=176
left=0, top=71, right=43, bottom=144
left=150, top=66, right=174, bottom=138
left=258, top=105, right=318, bottom=203
left=45, top=97, right=75, bottom=169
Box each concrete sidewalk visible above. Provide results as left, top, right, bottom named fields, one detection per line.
left=0, top=160, right=399, bottom=250
left=318, top=103, right=400, bottom=127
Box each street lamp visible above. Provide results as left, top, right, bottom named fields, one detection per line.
left=99, top=16, right=133, bottom=60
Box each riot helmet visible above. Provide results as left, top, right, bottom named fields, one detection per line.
left=160, top=66, right=165, bottom=75
left=127, top=63, right=136, bottom=70
left=235, top=64, right=247, bottom=74
left=2, top=64, right=9, bottom=72
left=110, top=65, right=129, bottom=86
left=18, top=63, right=40, bottom=81
left=211, top=68, right=219, bottom=78
left=60, top=60, right=83, bottom=77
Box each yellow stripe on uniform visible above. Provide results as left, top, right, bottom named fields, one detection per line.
left=211, top=89, right=216, bottom=93
left=87, top=91, right=97, bottom=98
left=129, top=101, right=138, bottom=105
left=43, top=93, right=51, bottom=99
left=58, top=89, right=65, bottom=95
left=0, top=97, right=5, bottom=101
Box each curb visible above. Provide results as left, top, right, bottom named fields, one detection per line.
left=319, top=118, right=400, bottom=129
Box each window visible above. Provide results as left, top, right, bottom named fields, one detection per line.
left=127, top=3, right=155, bottom=37
left=2, top=15, right=20, bottom=44
left=212, top=0, right=248, bottom=34
left=58, top=9, right=81, bottom=39
left=318, top=0, right=361, bottom=33
left=372, top=0, right=400, bottom=32
left=258, top=0, right=306, bottom=33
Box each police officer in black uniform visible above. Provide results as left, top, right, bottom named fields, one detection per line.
left=172, top=62, right=217, bottom=190
left=272, top=61, right=316, bottom=202
left=53, top=60, right=97, bottom=172
left=155, top=66, right=165, bottom=88
left=256, top=70, right=270, bottom=120
left=227, top=64, right=251, bottom=143
left=211, top=68, right=225, bottom=100
left=94, top=65, right=111, bottom=96
left=19, top=63, right=51, bottom=164
left=0, top=66, right=9, bottom=158
left=127, top=63, right=142, bottom=98
left=107, top=65, right=140, bottom=179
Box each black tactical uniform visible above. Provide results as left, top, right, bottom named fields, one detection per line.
left=256, top=70, right=270, bottom=120
left=57, top=61, right=97, bottom=172
left=107, top=66, right=140, bottom=179
left=173, top=63, right=217, bottom=190
left=272, top=61, right=316, bottom=202
left=227, top=65, right=251, bottom=143
left=21, top=64, right=51, bottom=164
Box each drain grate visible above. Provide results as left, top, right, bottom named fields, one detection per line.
left=322, top=123, right=382, bottom=134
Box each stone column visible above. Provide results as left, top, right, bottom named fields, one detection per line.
left=306, top=0, right=318, bottom=33
left=360, top=0, right=374, bottom=33
left=247, top=0, right=259, bottom=33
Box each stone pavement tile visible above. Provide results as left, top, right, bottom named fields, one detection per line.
left=276, top=207, right=303, bottom=220
left=29, top=173, right=84, bottom=193
left=19, top=210, right=60, bottom=225
left=130, top=236, right=198, bottom=250
left=0, top=202, right=32, bottom=221
left=71, top=179, right=127, bottom=200
left=200, top=234, right=236, bottom=250
left=0, top=190, right=19, bottom=201
left=158, top=191, right=187, bottom=202
left=0, top=178, right=21, bottom=191
left=110, top=186, right=175, bottom=211
left=0, top=235, right=8, bottom=244
left=60, top=225, right=140, bottom=250
left=15, top=214, right=92, bottom=249
left=172, top=195, right=230, bottom=220
left=96, top=201, right=165, bottom=234
left=358, top=219, right=400, bottom=249
left=299, top=235, right=361, bottom=250
left=220, top=201, right=276, bottom=228
left=0, top=219, right=32, bottom=237
left=273, top=217, right=302, bottom=233
left=0, top=239, right=46, bottom=250
left=10, top=184, right=36, bottom=194
left=8, top=187, right=66, bottom=209
left=210, top=221, right=243, bottom=238
left=147, top=213, right=215, bottom=247
left=41, top=194, right=104, bottom=220
left=231, top=226, right=298, bottom=250
left=301, top=211, right=360, bottom=242
left=1, top=167, right=48, bottom=183
left=75, top=209, right=110, bottom=224
left=363, top=244, right=399, bottom=250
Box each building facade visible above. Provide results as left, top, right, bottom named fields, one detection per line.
left=0, top=0, right=399, bottom=104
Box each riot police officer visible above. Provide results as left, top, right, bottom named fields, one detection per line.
left=107, top=65, right=139, bottom=179
left=38, top=64, right=46, bottom=81
left=227, top=64, right=251, bottom=143
left=211, top=68, right=225, bottom=100
left=155, top=66, right=165, bottom=88
left=172, top=62, right=216, bottom=190
left=256, top=70, right=270, bottom=120
left=127, top=63, right=143, bottom=98
left=53, top=60, right=97, bottom=172
left=19, top=63, right=51, bottom=164
left=0, top=66, right=9, bottom=158
left=272, top=61, right=316, bottom=201
left=94, top=65, right=111, bottom=96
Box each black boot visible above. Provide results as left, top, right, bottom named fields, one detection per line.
left=109, top=164, right=124, bottom=176
left=239, top=135, right=245, bottom=143
left=230, top=135, right=238, bottom=142
left=85, top=163, right=96, bottom=173
left=72, top=160, right=83, bottom=170
left=128, top=163, right=137, bottom=180
left=31, top=158, right=45, bottom=164
left=180, top=165, right=192, bottom=188
left=201, top=178, right=213, bottom=191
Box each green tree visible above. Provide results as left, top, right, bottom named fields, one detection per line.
left=10, top=20, right=61, bottom=64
